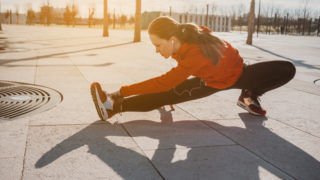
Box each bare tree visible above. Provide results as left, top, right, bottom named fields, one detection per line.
left=128, top=15, right=135, bottom=24
left=27, top=8, right=36, bottom=25
left=46, top=1, right=52, bottom=26
left=246, top=0, right=255, bottom=45
left=88, top=8, right=95, bottom=28
left=9, top=10, right=12, bottom=24
left=40, top=1, right=52, bottom=26
left=231, top=5, right=238, bottom=29
left=0, top=2, right=2, bottom=30
left=71, top=4, right=78, bottom=27
left=211, top=2, right=218, bottom=15
left=5, top=10, right=10, bottom=24
left=133, top=0, right=141, bottom=42
left=301, top=0, right=311, bottom=35
left=64, top=5, right=71, bottom=26
left=269, top=3, right=275, bottom=34
left=15, top=6, right=19, bottom=24
left=237, top=3, right=246, bottom=33
left=120, top=14, right=127, bottom=28
left=40, top=7, right=45, bottom=25
left=103, top=0, right=109, bottom=37
left=256, top=0, right=261, bottom=36
left=264, top=4, right=270, bottom=34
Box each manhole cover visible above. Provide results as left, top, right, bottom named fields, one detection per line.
left=0, top=81, right=63, bottom=120
left=314, top=79, right=320, bottom=86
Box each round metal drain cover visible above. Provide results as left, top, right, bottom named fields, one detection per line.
left=0, top=81, right=63, bottom=120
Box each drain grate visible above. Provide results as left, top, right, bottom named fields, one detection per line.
left=0, top=81, right=63, bottom=120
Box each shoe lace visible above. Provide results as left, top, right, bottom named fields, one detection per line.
left=106, top=92, right=123, bottom=116
left=250, top=95, right=261, bottom=106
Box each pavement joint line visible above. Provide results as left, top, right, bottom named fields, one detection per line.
left=20, top=120, right=30, bottom=180
left=205, top=118, right=245, bottom=121
left=282, top=87, right=320, bottom=109
left=120, top=124, right=165, bottom=180
left=175, top=105, right=297, bottom=179
left=28, top=122, right=108, bottom=127
left=69, top=56, right=91, bottom=84
left=174, top=104, right=226, bottom=125
left=0, top=156, right=20, bottom=159
left=289, top=86, right=320, bottom=96
left=33, top=56, right=39, bottom=85
left=142, top=144, right=239, bottom=151
left=268, top=116, right=320, bottom=139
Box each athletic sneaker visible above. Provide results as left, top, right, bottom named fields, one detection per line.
left=237, top=89, right=266, bottom=116
left=90, top=82, right=116, bottom=121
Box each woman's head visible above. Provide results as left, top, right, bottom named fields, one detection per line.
left=148, top=16, right=181, bottom=59
left=148, top=16, right=225, bottom=64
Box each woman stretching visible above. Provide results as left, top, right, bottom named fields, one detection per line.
left=90, top=16, right=296, bottom=121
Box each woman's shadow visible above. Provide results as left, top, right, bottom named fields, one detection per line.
left=35, top=109, right=320, bottom=179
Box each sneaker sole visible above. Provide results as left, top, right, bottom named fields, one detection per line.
left=90, top=84, right=108, bottom=121
left=237, top=101, right=265, bottom=116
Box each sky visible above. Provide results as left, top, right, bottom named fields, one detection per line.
left=1, top=0, right=319, bottom=18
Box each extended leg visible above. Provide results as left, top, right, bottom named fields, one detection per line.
left=121, top=77, right=220, bottom=112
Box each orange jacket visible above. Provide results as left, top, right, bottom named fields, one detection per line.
left=120, top=40, right=243, bottom=97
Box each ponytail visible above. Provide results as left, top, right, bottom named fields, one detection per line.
left=148, top=16, right=225, bottom=65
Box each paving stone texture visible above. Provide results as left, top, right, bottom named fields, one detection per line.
left=0, top=24, right=319, bottom=180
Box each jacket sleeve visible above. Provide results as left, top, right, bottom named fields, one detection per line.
left=120, top=57, right=203, bottom=97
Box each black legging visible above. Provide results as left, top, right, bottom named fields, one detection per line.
left=121, top=60, right=296, bottom=112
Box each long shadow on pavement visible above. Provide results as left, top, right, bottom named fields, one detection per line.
left=252, top=45, right=320, bottom=70
left=35, top=111, right=320, bottom=179
left=0, top=42, right=134, bottom=66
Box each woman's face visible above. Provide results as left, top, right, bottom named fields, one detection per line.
left=149, top=34, right=174, bottom=59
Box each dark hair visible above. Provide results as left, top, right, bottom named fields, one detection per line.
left=148, top=16, right=225, bottom=65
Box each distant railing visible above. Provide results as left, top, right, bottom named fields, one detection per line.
left=161, top=12, right=231, bottom=32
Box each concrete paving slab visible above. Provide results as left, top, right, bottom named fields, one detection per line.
left=23, top=124, right=162, bottom=180
left=1, top=25, right=320, bottom=180
left=262, top=87, right=320, bottom=137
left=118, top=104, right=196, bottom=124
left=285, top=78, right=320, bottom=96
left=35, top=59, right=87, bottom=88
left=0, top=54, right=37, bottom=83
left=0, top=157, right=24, bottom=180
left=0, top=120, right=28, bottom=158
left=175, top=93, right=240, bottom=120
left=122, top=119, right=235, bottom=150
left=0, top=120, right=28, bottom=180
left=144, top=145, right=293, bottom=180
left=0, top=67, right=36, bottom=84
left=27, top=94, right=100, bottom=125
left=203, top=116, right=320, bottom=180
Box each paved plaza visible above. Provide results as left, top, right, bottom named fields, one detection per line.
left=0, top=24, right=320, bottom=179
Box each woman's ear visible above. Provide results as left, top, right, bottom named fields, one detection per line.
left=169, top=36, right=179, bottom=46
left=169, top=36, right=181, bottom=53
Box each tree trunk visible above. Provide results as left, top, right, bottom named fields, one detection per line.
left=256, top=0, right=261, bottom=37
left=133, top=0, right=141, bottom=42
left=206, top=4, right=209, bottom=27
left=0, top=13, right=2, bottom=30
left=103, top=0, right=109, bottom=37
left=317, top=16, right=320, bottom=36
left=246, top=0, right=255, bottom=45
